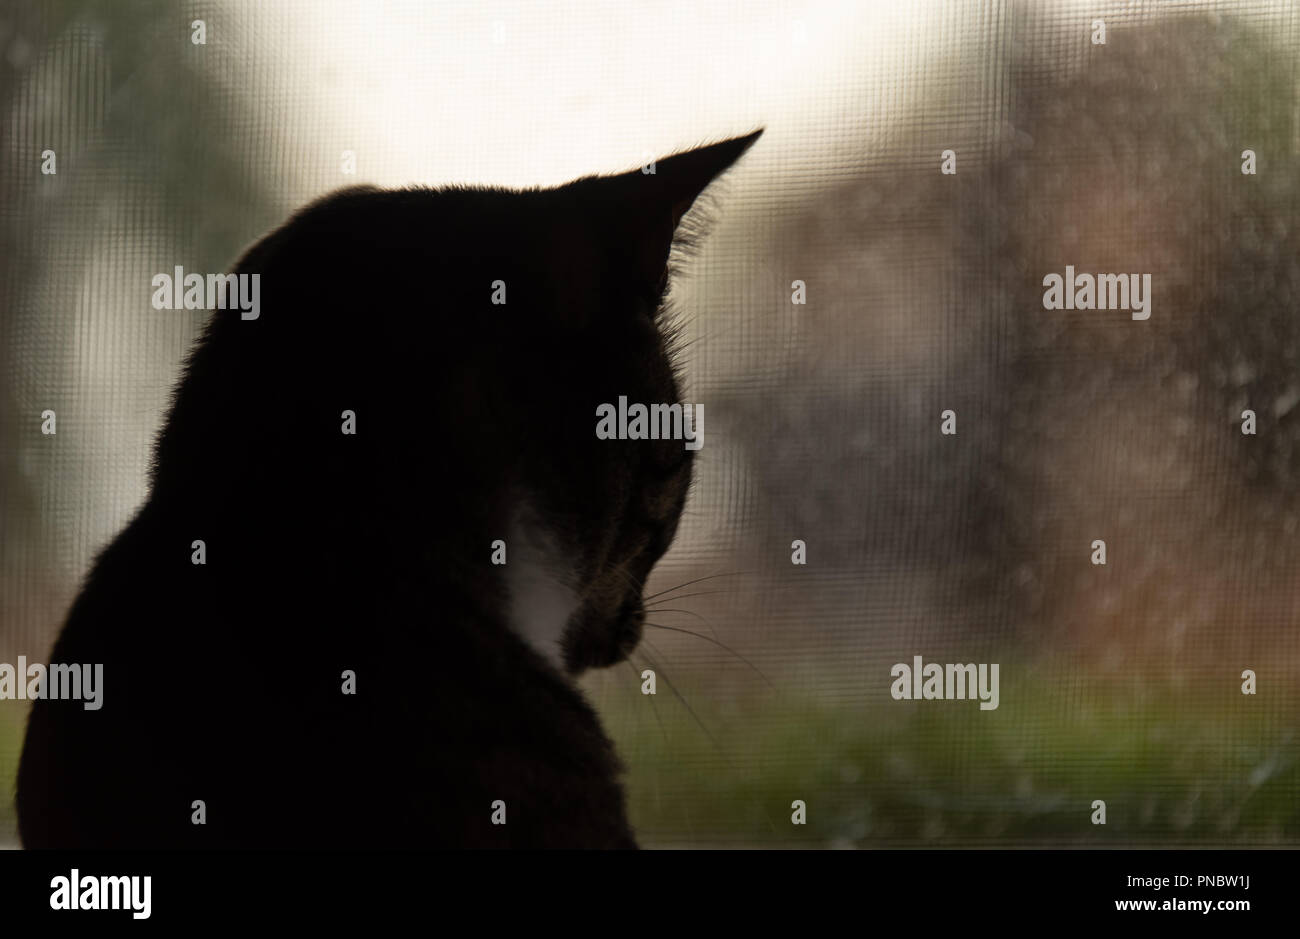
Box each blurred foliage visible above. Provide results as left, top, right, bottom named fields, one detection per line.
left=600, top=669, right=1298, bottom=848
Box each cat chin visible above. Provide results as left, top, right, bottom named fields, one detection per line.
left=562, top=606, right=644, bottom=675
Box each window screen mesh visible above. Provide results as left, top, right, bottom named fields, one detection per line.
left=2, top=0, right=1298, bottom=847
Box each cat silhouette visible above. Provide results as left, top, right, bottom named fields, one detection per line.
left=17, top=130, right=762, bottom=849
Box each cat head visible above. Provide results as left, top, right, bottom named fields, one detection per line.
left=493, top=131, right=763, bottom=674
left=159, top=130, right=761, bottom=676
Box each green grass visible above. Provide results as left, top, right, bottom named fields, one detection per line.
left=597, top=668, right=1300, bottom=848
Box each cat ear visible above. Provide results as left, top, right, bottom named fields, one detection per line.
left=643, top=129, right=764, bottom=232
left=583, top=129, right=763, bottom=300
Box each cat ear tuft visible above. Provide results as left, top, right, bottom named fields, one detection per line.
left=585, top=129, right=764, bottom=301
left=651, top=129, right=764, bottom=232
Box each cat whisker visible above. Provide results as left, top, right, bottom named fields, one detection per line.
left=642, top=605, right=717, bottom=630
left=637, top=642, right=782, bottom=837
left=642, top=588, right=732, bottom=607
left=636, top=643, right=724, bottom=754
left=642, top=570, right=751, bottom=604
left=625, top=657, right=668, bottom=745
left=642, top=605, right=720, bottom=641
left=645, top=621, right=776, bottom=690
